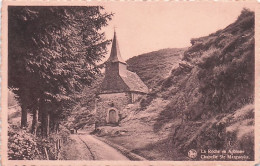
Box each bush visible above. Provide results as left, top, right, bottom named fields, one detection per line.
left=8, top=124, right=71, bottom=160
left=8, top=126, right=40, bottom=160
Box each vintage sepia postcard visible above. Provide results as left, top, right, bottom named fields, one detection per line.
left=1, top=0, right=260, bottom=166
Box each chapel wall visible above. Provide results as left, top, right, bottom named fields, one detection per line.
left=96, top=92, right=131, bottom=126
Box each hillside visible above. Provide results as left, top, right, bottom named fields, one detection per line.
left=127, top=48, right=186, bottom=89
left=96, top=9, right=255, bottom=161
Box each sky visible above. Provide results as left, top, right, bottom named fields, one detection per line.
left=101, top=2, right=255, bottom=61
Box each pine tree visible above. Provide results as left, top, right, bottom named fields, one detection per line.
left=8, top=6, right=112, bottom=137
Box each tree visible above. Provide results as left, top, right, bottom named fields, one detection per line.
left=72, top=108, right=96, bottom=133
left=8, top=6, right=112, bottom=136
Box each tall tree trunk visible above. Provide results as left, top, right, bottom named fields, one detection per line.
left=21, top=103, right=27, bottom=128
left=40, top=99, right=50, bottom=138
left=21, top=88, right=30, bottom=128
left=53, top=121, right=59, bottom=134
left=47, top=113, right=50, bottom=136
left=41, top=111, right=50, bottom=138
left=31, top=108, right=39, bottom=135
left=50, top=114, right=56, bottom=133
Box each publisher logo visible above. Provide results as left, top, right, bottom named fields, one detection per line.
left=188, top=149, right=197, bottom=159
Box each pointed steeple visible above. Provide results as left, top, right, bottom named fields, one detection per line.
left=107, top=30, right=126, bottom=64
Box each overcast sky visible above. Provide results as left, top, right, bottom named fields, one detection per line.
left=101, top=2, right=255, bottom=61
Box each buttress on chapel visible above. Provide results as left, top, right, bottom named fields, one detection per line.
left=95, top=31, right=148, bottom=126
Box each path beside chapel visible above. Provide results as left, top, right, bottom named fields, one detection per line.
left=60, top=133, right=129, bottom=160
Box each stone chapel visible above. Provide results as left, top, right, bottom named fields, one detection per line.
left=95, top=31, right=148, bottom=126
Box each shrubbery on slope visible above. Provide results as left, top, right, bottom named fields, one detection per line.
left=153, top=8, right=255, bottom=160
left=160, top=8, right=254, bottom=121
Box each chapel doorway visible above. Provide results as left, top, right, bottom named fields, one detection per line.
left=108, top=109, right=117, bottom=123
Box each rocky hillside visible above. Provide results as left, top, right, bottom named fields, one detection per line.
left=97, top=9, right=255, bottom=161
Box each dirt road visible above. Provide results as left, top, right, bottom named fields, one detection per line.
left=61, top=134, right=129, bottom=160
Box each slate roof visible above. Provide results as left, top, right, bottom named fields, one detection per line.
left=119, top=70, right=149, bottom=93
